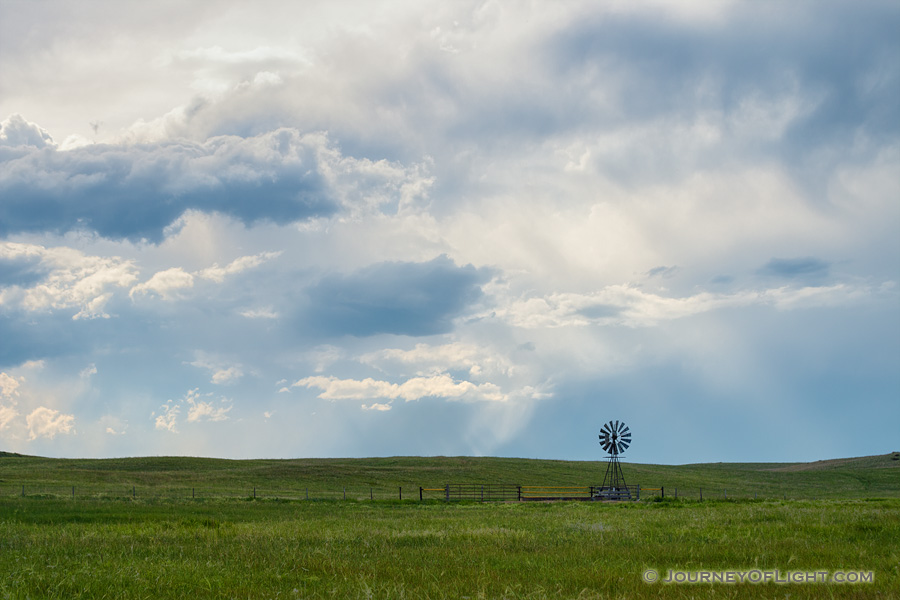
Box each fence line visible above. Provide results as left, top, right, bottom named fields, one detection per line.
left=2, top=484, right=802, bottom=502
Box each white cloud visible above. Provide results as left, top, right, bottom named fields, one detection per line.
left=293, top=374, right=507, bottom=403
left=210, top=367, right=243, bottom=385
left=188, top=353, right=245, bottom=385
left=154, top=402, right=180, bottom=433
left=130, top=267, right=194, bottom=300
left=490, top=283, right=886, bottom=329
left=26, top=406, right=75, bottom=440
left=0, top=114, right=55, bottom=148
left=361, top=402, right=392, bottom=411
left=131, top=252, right=281, bottom=301
left=361, top=342, right=514, bottom=378
left=0, top=372, right=22, bottom=398
left=184, top=388, right=232, bottom=422
left=0, top=373, right=21, bottom=432
left=186, top=399, right=231, bottom=422
left=240, top=307, right=279, bottom=319
left=101, top=416, right=127, bottom=436
left=154, top=389, right=233, bottom=431
left=1, top=242, right=138, bottom=319
left=197, top=251, right=281, bottom=283
left=0, top=404, right=19, bottom=430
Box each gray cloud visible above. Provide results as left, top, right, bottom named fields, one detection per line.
left=0, top=125, right=339, bottom=242
left=540, top=1, right=899, bottom=183
left=303, top=255, right=492, bottom=337
left=758, top=257, right=830, bottom=281
left=0, top=254, right=48, bottom=287
left=0, top=114, right=55, bottom=148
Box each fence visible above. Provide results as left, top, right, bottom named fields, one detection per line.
left=2, top=484, right=801, bottom=502
left=420, top=484, right=521, bottom=501
left=2, top=485, right=421, bottom=502
left=520, top=486, right=593, bottom=500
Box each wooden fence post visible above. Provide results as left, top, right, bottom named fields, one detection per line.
left=445, top=484, right=450, bottom=502
left=661, top=486, right=665, bottom=499
left=399, top=486, right=402, bottom=500
left=699, top=488, right=702, bottom=501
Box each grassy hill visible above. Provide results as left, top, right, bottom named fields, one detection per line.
left=1, top=452, right=898, bottom=500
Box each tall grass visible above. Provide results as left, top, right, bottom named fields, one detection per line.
left=0, top=497, right=897, bottom=599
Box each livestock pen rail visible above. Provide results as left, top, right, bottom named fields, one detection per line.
left=419, top=484, right=522, bottom=501
left=420, top=484, right=649, bottom=501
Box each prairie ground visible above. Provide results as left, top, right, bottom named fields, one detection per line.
left=0, top=496, right=897, bottom=599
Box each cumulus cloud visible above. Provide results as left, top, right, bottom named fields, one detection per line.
left=188, top=352, right=244, bottom=385
left=26, top=406, right=75, bottom=440
left=0, top=125, right=339, bottom=242
left=130, top=251, right=280, bottom=300
left=361, top=342, right=514, bottom=378
left=197, top=251, right=281, bottom=282
left=0, top=404, right=18, bottom=430
left=0, top=371, right=21, bottom=398
left=154, top=388, right=232, bottom=432
left=491, top=282, right=884, bottom=329
left=186, top=397, right=232, bottom=422
left=0, top=242, right=138, bottom=319
left=303, top=255, right=491, bottom=337
left=99, top=415, right=127, bottom=436
left=154, top=402, right=180, bottom=433
left=129, top=267, right=194, bottom=300
left=294, top=374, right=506, bottom=403
left=0, top=372, right=21, bottom=430
left=1, top=111, right=436, bottom=243
left=0, top=114, right=55, bottom=148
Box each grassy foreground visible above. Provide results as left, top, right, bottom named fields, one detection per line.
left=0, top=496, right=897, bottom=599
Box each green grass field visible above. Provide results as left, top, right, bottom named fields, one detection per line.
left=0, top=452, right=898, bottom=599
left=2, top=451, right=899, bottom=501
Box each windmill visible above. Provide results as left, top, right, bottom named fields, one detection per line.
left=596, top=420, right=632, bottom=500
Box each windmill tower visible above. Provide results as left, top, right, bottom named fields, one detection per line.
left=596, top=420, right=632, bottom=500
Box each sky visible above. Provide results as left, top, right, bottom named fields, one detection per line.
left=0, top=0, right=897, bottom=464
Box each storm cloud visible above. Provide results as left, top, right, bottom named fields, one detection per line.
left=303, top=256, right=492, bottom=337
left=0, top=126, right=343, bottom=242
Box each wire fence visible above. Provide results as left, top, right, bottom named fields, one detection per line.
left=0, top=483, right=806, bottom=502
left=1, top=485, right=424, bottom=502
